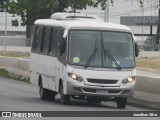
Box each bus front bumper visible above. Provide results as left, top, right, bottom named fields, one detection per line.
left=66, top=80, right=134, bottom=98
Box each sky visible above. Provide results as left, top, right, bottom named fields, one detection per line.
left=77, top=0, right=159, bottom=23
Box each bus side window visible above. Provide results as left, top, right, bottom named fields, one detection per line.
left=43, top=26, right=51, bottom=54
left=50, top=28, right=59, bottom=56
left=58, top=28, right=66, bottom=64
left=48, top=28, right=54, bottom=54
left=31, top=25, right=37, bottom=52
left=40, top=27, right=45, bottom=53
left=32, top=26, right=40, bottom=52
left=36, top=26, right=45, bottom=53
left=57, top=28, right=65, bottom=57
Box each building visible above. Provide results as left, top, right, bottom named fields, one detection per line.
left=0, top=12, right=26, bottom=46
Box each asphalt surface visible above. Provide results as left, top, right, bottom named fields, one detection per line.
left=0, top=77, right=159, bottom=120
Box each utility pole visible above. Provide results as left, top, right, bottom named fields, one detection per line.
left=142, top=4, right=144, bottom=44
left=4, top=10, right=7, bottom=51
left=139, top=0, right=144, bottom=44
left=104, top=1, right=107, bottom=22
left=104, top=0, right=110, bottom=22
left=155, top=0, right=160, bottom=51
left=107, top=0, right=110, bottom=22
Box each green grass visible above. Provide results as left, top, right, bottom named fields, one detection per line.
left=0, top=69, right=30, bottom=83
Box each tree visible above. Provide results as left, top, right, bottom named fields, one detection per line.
left=3, top=0, right=102, bottom=46
left=6, top=0, right=56, bottom=26
left=0, top=0, right=8, bottom=11
left=4, top=0, right=100, bottom=26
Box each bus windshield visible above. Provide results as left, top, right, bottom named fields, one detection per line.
left=68, top=30, right=135, bottom=69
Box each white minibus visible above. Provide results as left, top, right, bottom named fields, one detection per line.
left=30, top=13, right=139, bottom=108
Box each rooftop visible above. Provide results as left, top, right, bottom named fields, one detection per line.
left=35, top=19, right=132, bottom=32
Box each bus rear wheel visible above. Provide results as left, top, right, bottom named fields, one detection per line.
left=59, top=84, right=70, bottom=105
left=39, top=83, right=48, bottom=100
left=39, top=83, right=56, bottom=101
left=47, top=90, right=56, bottom=101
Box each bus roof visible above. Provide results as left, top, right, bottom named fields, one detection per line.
left=34, top=19, right=132, bottom=32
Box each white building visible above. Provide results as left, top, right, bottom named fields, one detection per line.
left=0, top=12, right=26, bottom=46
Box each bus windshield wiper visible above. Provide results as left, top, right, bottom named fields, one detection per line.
left=104, top=49, right=121, bottom=70
left=101, top=39, right=121, bottom=70
left=84, top=48, right=98, bottom=68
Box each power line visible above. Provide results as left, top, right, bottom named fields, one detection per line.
left=82, top=4, right=158, bottom=17
left=110, top=7, right=158, bottom=17
left=71, top=2, right=160, bottom=15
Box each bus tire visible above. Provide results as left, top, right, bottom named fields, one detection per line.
left=39, top=83, right=48, bottom=100
left=116, top=97, right=127, bottom=109
left=59, top=84, right=70, bottom=105
left=47, top=90, right=56, bottom=101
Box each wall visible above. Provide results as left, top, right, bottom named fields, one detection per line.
left=0, top=36, right=26, bottom=46
left=134, top=75, right=160, bottom=103
left=0, top=56, right=30, bottom=77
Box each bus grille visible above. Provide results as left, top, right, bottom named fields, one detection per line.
left=87, top=79, right=118, bottom=84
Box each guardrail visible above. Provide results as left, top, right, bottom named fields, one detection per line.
left=0, top=56, right=159, bottom=103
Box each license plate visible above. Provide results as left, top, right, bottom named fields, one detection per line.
left=96, top=90, right=108, bottom=94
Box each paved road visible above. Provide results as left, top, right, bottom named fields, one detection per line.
left=0, top=77, right=159, bottom=120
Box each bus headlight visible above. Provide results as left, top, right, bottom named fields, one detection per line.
left=122, top=77, right=135, bottom=84
left=128, top=77, right=134, bottom=83
left=68, top=73, right=83, bottom=82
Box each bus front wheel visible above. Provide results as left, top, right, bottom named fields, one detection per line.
left=59, top=84, right=70, bottom=105
left=116, top=97, right=127, bottom=109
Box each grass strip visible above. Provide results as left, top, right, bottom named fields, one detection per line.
left=0, top=69, right=30, bottom=83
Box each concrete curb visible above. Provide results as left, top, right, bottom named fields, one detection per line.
left=134, top=76, right=160, bottom=104
left=0, top=46, right=31, bottom=52
left=137, top=67, right=160, bottom=74
left=0, top=56, right=30, bottom=77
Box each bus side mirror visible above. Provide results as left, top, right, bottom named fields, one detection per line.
left=60, top=38, right=66, bottom=54
left=135, top=42, right=139, bottom=57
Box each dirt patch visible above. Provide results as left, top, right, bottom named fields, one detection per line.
left=136, top=57, right=160, bottom=71
left=0, top=51, right=30, bottom=59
